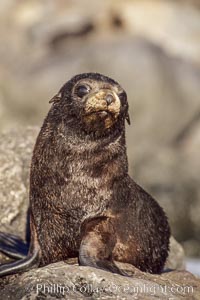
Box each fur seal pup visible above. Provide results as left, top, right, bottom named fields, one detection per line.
left=0, top=73, right=170, bottom=277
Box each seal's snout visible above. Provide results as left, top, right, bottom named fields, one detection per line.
left=82, top=89, right=121, bottom=131
left=105, top=93, right=114, bottom=105
left=85, top=89, right=121, bottom=116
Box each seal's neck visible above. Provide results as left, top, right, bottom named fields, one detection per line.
left=59, top=120, right=127, bottom=158
left=36, top=114, right=128, bottom=177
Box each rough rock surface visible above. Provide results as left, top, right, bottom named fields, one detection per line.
left=0, top=127, right=38, bottom=238
left=1, top=262, right=199, bottom=300
left=165, top=237, right=185, bottom=271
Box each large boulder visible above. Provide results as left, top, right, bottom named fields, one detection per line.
left=1, top=262, right=199, bottom=300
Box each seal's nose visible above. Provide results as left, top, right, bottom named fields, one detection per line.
left=105, top=93, right=114, bottom=105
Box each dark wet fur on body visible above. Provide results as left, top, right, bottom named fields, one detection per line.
left=0, top=73, right=170, bottom=277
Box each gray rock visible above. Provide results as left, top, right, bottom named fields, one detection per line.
left=165, top=237, right=185, bottom=270
left=1, top=262, right=199, bottom=300
left=0, top=127, right=38, bottom=238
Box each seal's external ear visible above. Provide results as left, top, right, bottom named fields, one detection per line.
left=49, top=92, right=62, bottom=104
left=126, top=113, right=131, bottom=125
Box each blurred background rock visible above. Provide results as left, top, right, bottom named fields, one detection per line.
left=0, top=0, right=199, bottom=260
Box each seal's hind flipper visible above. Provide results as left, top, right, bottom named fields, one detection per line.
left=0, top=232, right=29, bottom=259
left=0, top=247, right=40, bottom=277
left=0, top=214, right=41, bottom=277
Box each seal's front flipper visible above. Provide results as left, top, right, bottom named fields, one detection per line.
left=0, top=232, right=29, bottom=260
left=79, top=216, right=128, bottom=276
left=79, top=253, right=127, bottom=276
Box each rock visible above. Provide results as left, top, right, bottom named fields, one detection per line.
left=0, top=127, right=38, bottom=239
left=0, top=262, right=199, bottom=300
left=165, top=237, right=185, bottom=270
left=121, top=0, right=200, bottom=64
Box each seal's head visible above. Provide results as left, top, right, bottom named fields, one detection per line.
left=50, top=73, right=130, bottom=135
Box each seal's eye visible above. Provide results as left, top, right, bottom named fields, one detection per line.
left=76, top=85, right=90, bottom=98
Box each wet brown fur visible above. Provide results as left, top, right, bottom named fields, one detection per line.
left=0, top=73, right=170, bottom=277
